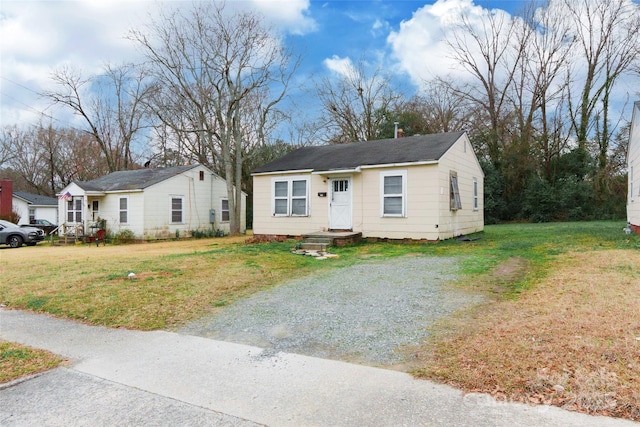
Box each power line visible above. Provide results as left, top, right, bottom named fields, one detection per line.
left=0, top=78, right=78, bottom=128
left=0, top=91, right=77, bottom=128
left=0, top=75, right=42, bottom=95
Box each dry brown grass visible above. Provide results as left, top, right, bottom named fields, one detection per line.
left=0, top=340, right=64, bottom=384
left=413, top=250, right=640, bottom=420
left=0, top=236, right=312, bottom=330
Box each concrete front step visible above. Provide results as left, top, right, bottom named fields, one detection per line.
left=303, top=237, right=333, bottom=245
left=298, top=242, right=329, bottom=251
left=302, top=231, right=362, bottom=247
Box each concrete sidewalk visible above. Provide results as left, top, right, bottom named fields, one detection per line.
left=1, top=309, right=637, bottom=427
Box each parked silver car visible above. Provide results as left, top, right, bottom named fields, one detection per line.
left=0, top=220, right=45, bottom=248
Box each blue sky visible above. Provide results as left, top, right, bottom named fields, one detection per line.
left=2, top=0, right=636, bottom=137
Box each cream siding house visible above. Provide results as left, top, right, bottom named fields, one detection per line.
left=252, top=132, right=484, bottom=241
left=628, top=101, right=640, bottom=234
left=13, top=192, right=59, bottom=226
left=57, top=164, right=246, bottom=239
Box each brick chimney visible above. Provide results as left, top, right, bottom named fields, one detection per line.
left=0, top=179, right=13, bottom=219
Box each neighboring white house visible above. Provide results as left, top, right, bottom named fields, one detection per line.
left=57, top=164, right=246, bottom=239
left=13, top=191, right=59, bottom=226
left=252, top=131, right=484, bottom=241
left=628, top=101, right=640, bottom=235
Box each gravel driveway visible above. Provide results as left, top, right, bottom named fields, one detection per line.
left=179, top=256, right=484, bottom=366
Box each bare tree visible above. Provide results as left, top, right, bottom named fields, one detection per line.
left=395, top=80, right=470, bottom=137
left=512, top=0, right=575, bottom=180
left=130, top=2, right=296, bottom=234
left=42, top=63, right=153, bottom=172
left=0, top=124, right=109, bottom=195
left=1, top=125, right=47, bottom=193
left=564, top=0, right=640, bottom=170
left=0, top=126, right=16, bottom=168
left=52, top=127, right=109, bottom=185
left=442, top=6, right=528, bottom=164
left=316, top=60, right=403, bottom=143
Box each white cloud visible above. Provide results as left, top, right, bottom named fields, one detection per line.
left=249, top=0, right=317, bottom=35
left=1, top=1, right=144, bottom=72
left=387, top=0, right=505, bottom=86
left=323, top=55, right=356, bottom=79
left=0, top=0, right=316, bottom=127
left=0, top=0, right=151, bottom=126
left=371, top=18, right=390, bottom=38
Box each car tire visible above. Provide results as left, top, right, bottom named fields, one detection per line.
left=8, top=235, right=23, bottom=248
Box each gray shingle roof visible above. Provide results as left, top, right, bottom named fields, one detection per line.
left=76, top=165, right=199, bottom=192
left=13, top=191, right=58, bottom=206
left=252, top=132, right=466, bottom=174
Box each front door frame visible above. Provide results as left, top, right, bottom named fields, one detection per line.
left=328, top=177, right=352, bottom=230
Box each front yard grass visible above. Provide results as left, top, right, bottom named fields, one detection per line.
left=1, top=221, right=639, bottom=420
left=1, top=235, right=330, bottom=330
left=0, top=341, right=64, bottom=384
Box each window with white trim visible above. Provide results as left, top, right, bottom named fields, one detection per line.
left=450, top=171, right=462, bottom=210
left=272, top=177, right=309, bottom=216
left=380, top=170, right=407, bottom=217
left=171, top=196, right=184, bottom=223
left=473, top=178, right=479, bottom=210
left=119, top=197, right=128, bottom=223
left=67, top=198, right=83, bottom=223
left=291, top=180, right=308, bottom=215
left=221, top=198, right=230, bottom=222
left=29, top=207, right=35, bottom=223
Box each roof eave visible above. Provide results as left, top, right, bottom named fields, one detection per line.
left=252, top=169, right=314, bottom=177
left=12, top=195, right=31, bottom=204
left=312, top=167, right=361, bottom=175
left=360, top=160, right=439, bottom=169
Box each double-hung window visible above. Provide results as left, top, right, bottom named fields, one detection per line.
left=221, top=198, right=230, bottom=222
left=119, top=197, right=128, bottom=223
left=473, top=178, right=479, bottom=211
left=291, top=180, right=308, bottom=215
left=67, top=198, right=83, bottom=223
left=171, top=196, right=183, bottom=223
left=272, top=177, right=309, bottom=216
left=380, top=170, right=407, bottom=217
left=450, top=171, right=462, bottom=211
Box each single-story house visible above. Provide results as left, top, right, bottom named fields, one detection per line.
left=252, top=131, right=484, bottom=241
left=628, top=101, right=640, bottom=234
left=57, top=164, right=246, bottom=239
left=13, top=191, right=59, bottom=226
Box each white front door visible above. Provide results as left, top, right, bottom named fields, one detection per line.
left=329, top=178, right=352, bottom=230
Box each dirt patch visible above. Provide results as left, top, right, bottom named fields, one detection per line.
left=466, top=256, right=530, bottom=295
left=487, top=257, right=531, bottom=294
left=491, top=256, right=529, bottom=282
